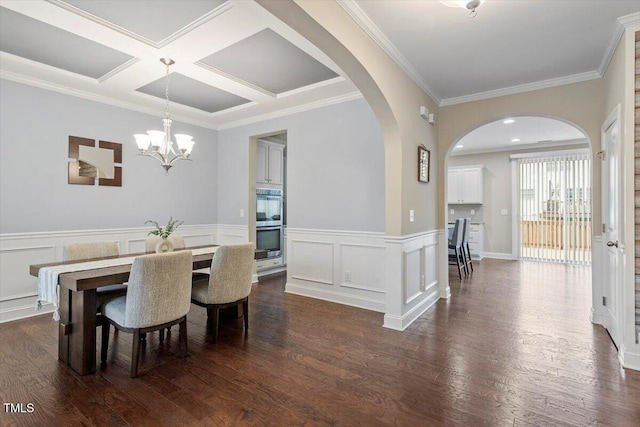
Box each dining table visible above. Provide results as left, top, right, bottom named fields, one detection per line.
left=29, top=245, right=218, bottom=376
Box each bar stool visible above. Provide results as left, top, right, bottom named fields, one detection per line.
left=462, top=218, right=474, bottom=273
left=448, top=219, right=468, bottom=279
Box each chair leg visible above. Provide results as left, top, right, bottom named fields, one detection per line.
left=206, top=306, right=220, bottom=343
left=242, top=299, right=249, bottom=333
left=131, top=329, right=141, bottom=378
left=159, top=328, right=165, bottom=343
left=179, top=319, right=188, bottom=357
left=101, top=321, right=110, bottom=369
left=466, top=243, right=474, bottom=272
left=454, top=247, right=462, bottom=279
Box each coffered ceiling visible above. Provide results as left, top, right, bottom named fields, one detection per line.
left=0, top=0, right=356, bottom=129
left=1, top=0, right=638, bottom=137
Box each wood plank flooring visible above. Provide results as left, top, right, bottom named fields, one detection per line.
left=1, top=259, right=639, bottom=426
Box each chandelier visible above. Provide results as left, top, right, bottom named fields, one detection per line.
left=440, top=0, right=485, bottom=18
left=134, top=58, right=195, bottom=174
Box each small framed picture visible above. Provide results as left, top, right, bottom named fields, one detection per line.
left=418, top=144, right=430, bottom=183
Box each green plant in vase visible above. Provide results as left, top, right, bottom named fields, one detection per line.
left=145, top=217, right=183, bottom=252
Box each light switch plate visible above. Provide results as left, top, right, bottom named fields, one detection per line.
left=501, top=209, right=508, bottom=215
left=450, top=209, right=455, bottom=215
left=409, top=210, right=415, bottom=222
left=470, top=209, right=475, bottom=215
left=240, top=209, right=245, bottom=218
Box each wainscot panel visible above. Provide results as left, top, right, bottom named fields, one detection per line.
left=285, top=229, right=386, bottom=313
left=0, top=224, right=217, bottom=323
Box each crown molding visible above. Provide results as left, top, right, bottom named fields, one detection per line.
left=439, top=71, right=601, bottom=106
left=336, top=0, right=441, bottom=105
left=46, top=0, right=233, bottom=49
left=0, top=71, right=218, bottom=130
left=598, top=12, right=640, bottom=76
left=217, top=91, right=364, bottom=130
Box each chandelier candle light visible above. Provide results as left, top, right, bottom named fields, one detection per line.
left=134, top=58, right=195, bottom=174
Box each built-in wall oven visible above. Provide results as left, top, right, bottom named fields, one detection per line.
left=256, top=188, right=282, bottom=227
left=256, top=226, right=282, bottom=259
left=256, top=188, right=283, bottom=259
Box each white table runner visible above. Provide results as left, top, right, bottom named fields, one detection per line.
left=37, top=247, right=217, bottom=320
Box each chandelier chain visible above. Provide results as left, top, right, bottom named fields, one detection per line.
left=164, top=62, right=170, bottom=120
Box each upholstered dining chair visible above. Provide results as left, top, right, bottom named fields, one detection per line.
left=145, top=235, right=209, bottom=281
left=448, top=219, right=468, bottom=279
left=100, top=251, right=193, bottom=378
left=461, top=218, right=474, bottom=273
left=63, top=242, right=127, bottom=311
left=191, top=243, right=255, bottom=343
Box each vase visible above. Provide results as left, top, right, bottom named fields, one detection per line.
left=155, top=238, right=174, bottom=253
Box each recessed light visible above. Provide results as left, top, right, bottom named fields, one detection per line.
left=511, top=138, right=520, bottom=142
left=503, top=119, right=515, bottom=124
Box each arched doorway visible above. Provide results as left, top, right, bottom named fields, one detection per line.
left=443, top=113, right=601, bottom=326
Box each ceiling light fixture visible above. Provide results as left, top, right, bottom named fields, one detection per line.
left=440, top=0, right=486, bottom=18
left=456, top=144, right=464, bottom=148
left=503, top=118, right=515, bottom=124
left=511, top=138, right=521, bottom=142
left=134, top=58, right=194, bottom=174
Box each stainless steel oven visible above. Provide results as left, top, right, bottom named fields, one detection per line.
left=256, top=226, right=282, bottom=259
left=256, top=188, right=282, bottom=227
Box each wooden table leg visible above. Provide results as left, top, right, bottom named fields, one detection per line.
left=58, top=287, right=70, bottom=364
left=67, top=289, right=97, bottom=375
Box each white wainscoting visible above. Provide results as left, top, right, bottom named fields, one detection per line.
left=0, top=224, right=218, bottom=323
left=384, top=230, right=444, bottom=331
left=285, top=228, right=387, bottom=312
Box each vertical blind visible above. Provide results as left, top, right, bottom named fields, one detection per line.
left=517, top=153, right=591, bottom=265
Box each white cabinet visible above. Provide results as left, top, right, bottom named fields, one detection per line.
left=467, top=223, right=484, bottom=259
left=257, top=141, right=284, bottom=186
left=448, top=166, right=483, bottom=204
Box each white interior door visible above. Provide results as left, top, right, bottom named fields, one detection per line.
left=601, top=108, right=622, bottom=349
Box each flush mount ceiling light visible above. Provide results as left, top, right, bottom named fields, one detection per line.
left=455, top=144, right=464, bottom=148
left=440, top=0, right=486, bottom=18
left=511, top=138, right=521, bottom=142
left=134, top=58, right=195, bottom=174
left=503, top=118, right=515, bottom=124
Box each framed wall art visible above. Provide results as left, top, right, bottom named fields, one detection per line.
left=418, top=144, right=430, bottom=183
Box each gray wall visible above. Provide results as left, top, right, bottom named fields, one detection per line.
left=218, top=98, right=385, bottom=232
left=0, top=80, right=218, bottom=233
left=448, top=144, right=589, bottom=255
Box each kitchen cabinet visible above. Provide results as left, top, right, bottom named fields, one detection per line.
left=448, top=166, right=483, bottom=204
left=257, top=141, right=284, bottom=186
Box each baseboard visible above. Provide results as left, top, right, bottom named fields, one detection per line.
left=0, top=302, right=53, bottom=323
left=251, top=273, right=258, bottom=284
left=383, top=290, right=439, bottom=331
left=285, top=282, right=385, bottom=313
left=590, top=307, right=604, bottom=325
left=619, top=344, right=640, bottom=371
left=257, top=266, right=287, bottom=278
left=482, top=252, right=514, bottom=260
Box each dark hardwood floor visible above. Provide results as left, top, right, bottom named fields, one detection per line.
left=1, top=259, right=639, bottom=426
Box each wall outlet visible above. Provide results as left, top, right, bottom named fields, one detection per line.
left=345, top=271, right=352, bottom=282
left=450, top=209, right=455, bottom=215
left=409, top=210, right=415, bottom=222
left=239, top=209, right=245, bottom=218
left=470, top=209, right=475, bottom=215
left=501, top=209, right=508, bottom=215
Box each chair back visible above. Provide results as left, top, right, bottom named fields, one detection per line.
left=63, top=241, right=119, bottom=261
left=206, top=243, right=255, bottom=304
left=124, top=251, right=193, bottom=328
left=451, top=219, right=464, bottom=247
left=462, top=218, right=471, bottom=244
left=145, top=235, right=186, bottom=252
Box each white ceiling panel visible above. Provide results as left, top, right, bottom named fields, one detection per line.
left=0, top=6, right=133, bottom=79
left=199, top=28, right=339, bottom=94
left=63, top=0, right=227, bottom=44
